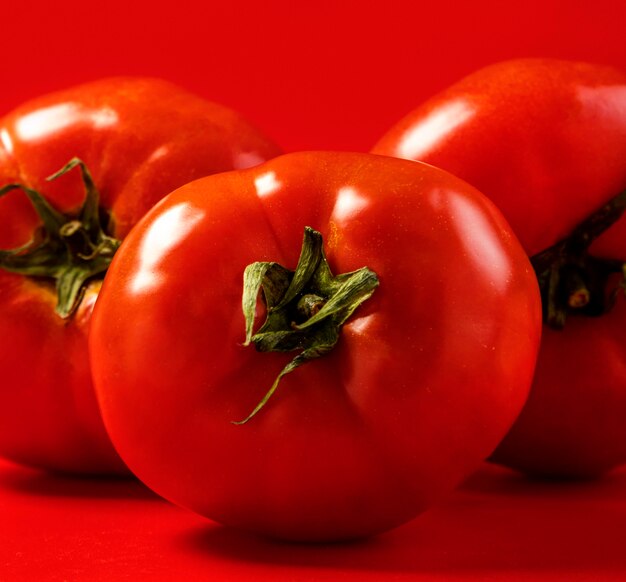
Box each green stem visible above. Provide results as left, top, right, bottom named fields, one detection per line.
left=0, top=158, right=120, bottom=318
left=235, top=227, right=379, bottom=425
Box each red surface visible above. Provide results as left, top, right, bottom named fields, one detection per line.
left=2, top=0, right=626, bottom=579
left=2, top=458, right=626, bottom=581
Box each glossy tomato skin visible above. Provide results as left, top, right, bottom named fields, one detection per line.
left=90, top=152, right=540, bottom=540
left=373, top=59, right=626, bottom=477
left=0, top=78, right=281, bottom=475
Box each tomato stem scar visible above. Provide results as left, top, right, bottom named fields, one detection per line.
left=236, top=226, right=379, bottom=425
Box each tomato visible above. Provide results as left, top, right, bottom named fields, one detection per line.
left=0, top=78, right=280, bottom=475
left=89, top=151, right=540, bottom=540
left=373, top=59, right=626, bottom=478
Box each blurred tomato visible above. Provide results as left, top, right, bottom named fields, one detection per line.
left=0, top=78, right=280, bottom=474
left=374, top=59, right=626, bottom=477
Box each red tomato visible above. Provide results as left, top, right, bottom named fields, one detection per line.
left=89, top=152, right=540, bottom=540
left=0, top=78, right=280, bottom=474
left=373, top=59, right=626, bottom=478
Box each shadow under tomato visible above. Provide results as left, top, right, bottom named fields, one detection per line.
left=0, top=458, right=159, bottom=501
left=176, top=463, right=626, bottom=576
left=464, top=461, right=626, bottom=495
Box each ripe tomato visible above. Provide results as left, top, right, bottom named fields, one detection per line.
left=373, top=59, right=626, bottom=478
left=90, top=152, right=540, bottom=540
left=0, top=78, right=280, bottom=474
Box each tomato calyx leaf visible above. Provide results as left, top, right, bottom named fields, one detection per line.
left=236, top=226, right=379, bottom=425
left=0, top=158, right=120, bottom=319
left=531, top=189, right=626, bottom=329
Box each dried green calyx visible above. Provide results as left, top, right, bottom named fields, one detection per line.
left=237, top=226, right=379, bottom=424
left=0, top=158, right=120, bottom=318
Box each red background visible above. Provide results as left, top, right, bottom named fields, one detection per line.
left=2, top=1, right=626, bottom=580
left=3, top=0, right=626, bottom=153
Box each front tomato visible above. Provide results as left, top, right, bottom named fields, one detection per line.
left=373, top=59, right=626, bottom=478
left=0, top=78, right=280, bottom=474
left=90, top=152, right=540, bottom=541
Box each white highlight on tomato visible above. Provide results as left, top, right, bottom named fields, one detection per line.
left=236, top=151, right=268, bottom=170
left=0, top=128, right=13, bottom=154
left=254, top=171, right=282, bottom=198
left=130, top=203, right=204, bottom=295
left=447, top=190, right=514, bottom=294
left=14, top=104, right=118, bottom=142
left=145, top=145, right=170, bottom=164
left=332, top=186, right=369, bottom=223
left=398, top=99, right=474, bottom=160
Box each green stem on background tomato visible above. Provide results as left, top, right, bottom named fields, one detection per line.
left=0, top=159, right=120, bottom=319
left=531, top=189, right=626, bottom=329
left=237, top=226, right=379, bottom=425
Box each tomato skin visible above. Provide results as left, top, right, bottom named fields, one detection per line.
left=90, top=151, right=540, bottom=540
left=373, top=59, right=626, bottom=477
left=493, top=303, right=626, bottom=477
left=0, top=78, right=280, bottom=474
